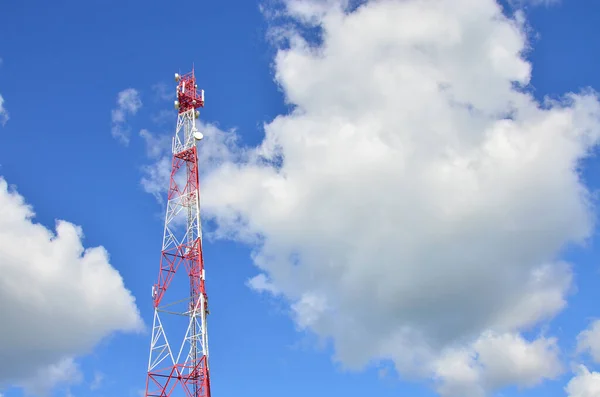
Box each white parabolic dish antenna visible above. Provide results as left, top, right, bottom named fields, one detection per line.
left=193, top=130, right=204, bottom=141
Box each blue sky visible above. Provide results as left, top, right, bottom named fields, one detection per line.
left=2, top=1, right=600, bottom=397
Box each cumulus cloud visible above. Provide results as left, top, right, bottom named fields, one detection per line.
left=18, top=358, right=82, bottom=396
left=0, top=177, right=144, bottom=394
left=0, top=94, right=8, bottom=126
left=564, top=320, right=600, bottom=397
left=577, top=319, right=600, bottom=362
left=433, top=332, right=562, bottom=396
left=111, top=88, right=142, bottom=145
left=566, top=365, right=600, bottom=397
left=247, top=273, right=281, bottom=295
left=142, top=0, right=600, bottom=395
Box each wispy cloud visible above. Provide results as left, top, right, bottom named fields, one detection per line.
left=90, top=371, right=104, bottom=391
left=151, top=109, right=175, bottom=125
left=152, top=83, right=173, bottom=102
left=0, top=56, right=6, bottom=126
left=0, top=94, right=8, bottom=126
left=18, top=357, right=83, bottom=396
left=111, top=88, right=142, bottom=145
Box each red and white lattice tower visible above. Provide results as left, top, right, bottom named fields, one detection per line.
left=145, top=68, right=211, bottom=397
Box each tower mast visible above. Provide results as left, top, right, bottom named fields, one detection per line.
left=145, top=68, right=211, bottom=397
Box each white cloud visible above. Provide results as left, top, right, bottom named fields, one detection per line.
left=563, top=321, right=600, bottom=397
left=142, top=0, right=600, bottom=395
left=247, top=273, right=281, bottom=295
left=139, top=129, right=172, bottom=203
left=577, top=319, right=600, bottom=363
left=0, top=177, right=144, bottom=394
left=0, top=57, right=9, bottom=126
left=566, top=365, right=600, bottom=397
left=140, top=129, right=171, bottom=160
left=18, top=358, right=82, bottom=396
left=152, top=83, right=174, bottom=102
left=433, top=332, right=562, bottom=396
left=151, top=109, right=174, bottom=125
left=0, top=94, right=8, bottom=126
left=111, top=88, right=142, bottom=145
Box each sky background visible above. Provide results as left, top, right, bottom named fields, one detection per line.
left=1, top=1, right=600, bottom=397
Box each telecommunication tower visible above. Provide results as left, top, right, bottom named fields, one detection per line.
left=144, top=68, right=211, bottom=397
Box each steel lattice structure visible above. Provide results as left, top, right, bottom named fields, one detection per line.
left=144, top=68, right=211, bottom=397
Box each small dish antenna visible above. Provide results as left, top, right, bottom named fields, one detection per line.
left=193, top=129, right=204, bottom=141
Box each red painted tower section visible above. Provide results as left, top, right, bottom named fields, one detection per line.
left=144, top=68, right=211, bottom=397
